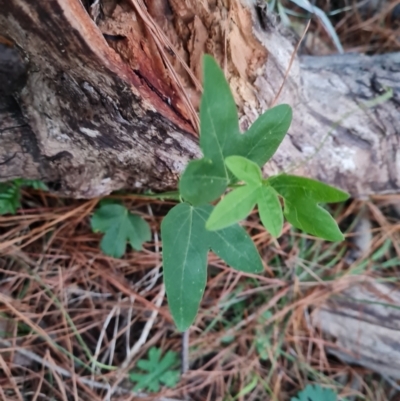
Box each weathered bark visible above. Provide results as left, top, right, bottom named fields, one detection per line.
left=311, top=278, right=400, bottom=379
left=0, top=0, right=399, bottom=197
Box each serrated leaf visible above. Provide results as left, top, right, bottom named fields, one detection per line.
left=269, top=175, right=349, bottom=203
left=206, top=185, right=259, bottom=231
left=179, top=55, right=292, bottom=205
left=91, top=203, right=151, bottom=258
left=159, top=370, right=180, bottom=387
left=225, top=156, right=262, bottom=185
left=162, top=203, right=263, bottom=331
left=291, top=384, right=337, bottom=401
left=19, top=179, right=48, bottom=191
left=0, top=182, right=21, bottom=215
left=258, top=186, right=283, bottom=237
left=129, top=347, right=180, bottom=392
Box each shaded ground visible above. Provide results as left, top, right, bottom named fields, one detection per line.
left=1, top=190, right=400, bottom=401
left=1, top=1, right=400, bottom=400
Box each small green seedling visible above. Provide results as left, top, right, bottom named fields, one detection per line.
left=88, top=55, right=349, bottom=332
left=161, top=55, right=349, bottom=331
left=255, top=311, right=273, bottom=361
left=91, top=202, right=150, bottom=258
left=291, top=384, right=337, bottom=401
left=0, top=179, right=47, bottom=215
left=129, top=347, right=180, bottom=392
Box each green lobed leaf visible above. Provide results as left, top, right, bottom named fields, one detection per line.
left=129, top=347, right=180, bottom=392
left=179, top=55, right=292, bottom=205
left=284, top=198, right=344, bottom=242
left=291, top=384, right=337, bottom=401
left=269, top=175, right=349, bottom=203
left=91, top=203, right=151, bottom=258
left=257, top=186, right=283, bottom=237
left=0, top=183, right=21, bottom=215
left=206, top=185, right=260, bottom=231
left=225, top=155, right=262, bottom=185
left=268, top=174, right=349, bottom=241
left=18, top=179, right=48, bottom=191
left=162, top=203, right=263, bottom=331
left=159, top=370, right=180, bottom=387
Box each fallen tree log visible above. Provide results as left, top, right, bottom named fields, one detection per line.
left=0, top=0, right=399, bottom=198
left=311, top=278, right=400, bottom=379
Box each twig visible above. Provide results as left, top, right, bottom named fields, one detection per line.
left=48, top=351, right=69, bottom=401
left=104, top=284, right=166, bottom=399
left=92, top=303, right=119, bottom=379
left=0, top=352, right=24, bottom=401
left=271, top=19, right=311, bottom=106
left=108, top=294, right=121, bottom=366
left=0, top=338, right=181, bottom=401
left=0, top=338, right=114, bottom=392
left=122, top=284, right=165, bottom=369
left=181, top=330, right=190, bottom=374
left=126, top=295, right=135, bottom=357
left=383, top=375, right=400, bottom=392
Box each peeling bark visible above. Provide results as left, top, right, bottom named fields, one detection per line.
left=0, top=0, right=399, bottom=198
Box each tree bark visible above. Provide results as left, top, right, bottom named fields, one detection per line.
left=0, top=0, right=399, bottom=198
left=311, top=278, right=400, bottom=379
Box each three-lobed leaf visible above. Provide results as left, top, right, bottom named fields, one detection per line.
left=207, top=156, right=284, bottom=237
left=179, top=55, right=292, bottom=205
left=162, top=203, right=263, bottom=331
left=291, top=384, right=337, bottom=401
left=91, top=203, right=151, bottom=258
left=206, top=160, right=348, bottom=241
left=283, top=198, right=344, bottom=241
left=129, top=347, right=180, bottom=392
left=269, top=175, right=349, bottom=203
left=269, top=175, right=349, bottom=241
